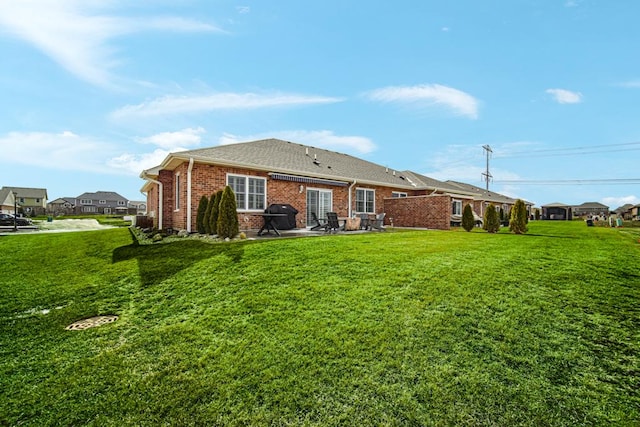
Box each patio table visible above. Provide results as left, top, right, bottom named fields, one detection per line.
left=254, top=213, right=288, bottom=236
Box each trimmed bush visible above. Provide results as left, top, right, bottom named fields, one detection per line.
left=510, top=199, right=529, bottom=234
left=462, top=204, right=475, bottom=232
left=483, top=203, right=500, bottom=233
left=196, top=195, right=209, bottom=234
left=217, top=186, right=239, bottom=239
left=209, top=190, right=222, bottom=235
left=203, top=194, right=215, bottom=234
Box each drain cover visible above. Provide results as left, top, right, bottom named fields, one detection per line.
left=66, top=315, right=118, bottom=331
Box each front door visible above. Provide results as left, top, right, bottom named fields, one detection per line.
left=306, top=189, right=332, bottom=226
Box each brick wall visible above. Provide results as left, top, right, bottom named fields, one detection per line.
left=383, top=194, right=452, bottom=230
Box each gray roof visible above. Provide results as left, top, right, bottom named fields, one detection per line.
left=444, top=181, right=529, bottom=204
left=2, top=186, right=48, bottom=199
left=146, top=138, right=523, bottom=202
left=163, top=138, right=425, bottom=190
left=574, top=201, right=609, bottom=209
left=77, top=191, right=128, bottom=201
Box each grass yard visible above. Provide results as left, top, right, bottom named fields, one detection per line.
left=1, top=222, right=639, bottom=426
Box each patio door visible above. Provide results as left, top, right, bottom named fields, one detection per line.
left=306, top=189, right=332, bottom=226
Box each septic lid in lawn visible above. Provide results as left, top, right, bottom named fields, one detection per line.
left=66, top=315, right=118, bottom=330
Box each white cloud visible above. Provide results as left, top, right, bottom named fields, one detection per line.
left=602, top=195, right=640, bottom=208
left=237, top=6, right=251, bottom=14
left=111, top=92, right=344, bottom=119
left=218, top=130, right=376, bottom=154
left=617, top=80, right=640, bottom=88
left=137, top=127, right=205, bottom=150
left=546, top=88, right=583, bottom=104
left=108, top=149, right=175, bottom=176
left=365, top=84, right=479, bottom=119
left=0, top=130, right=119, bottom=173
left=0, top=1, right=221, bottom=87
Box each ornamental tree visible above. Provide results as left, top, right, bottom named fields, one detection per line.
left=462, top=204, right=475, bottom=232
left=217, top=186, right=239, bottom=239
left=483, top=203, right=500, bottom=233
left=509, top=199, right=529, bottom=234
left=196, top=195, right=209, bottom=234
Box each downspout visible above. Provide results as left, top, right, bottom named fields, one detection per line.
left=186, top=157, right=194, bottom=232
left=348, top=180, right=357, bottom=217
left=142, top=172, right=163, bottom=230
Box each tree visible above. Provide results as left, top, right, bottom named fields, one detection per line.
left=483, top=203, right=500, bottom=233
left=217, top=186, right=239, bottom=239
left=196, top=195, right=209, bottom=234
left=509, top=199, right=528, bottom=234
left=203, top=193, right=215, bottom=234
left=209, top=190, right=223, bottom=235
left=462, top=203, right=475, bottom=232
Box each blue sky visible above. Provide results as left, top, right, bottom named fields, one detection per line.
left=1, top=0, right=639, bottom=208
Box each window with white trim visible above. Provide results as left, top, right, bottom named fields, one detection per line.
left=392, top=191, right=407, bottom=198
left=117, top=200, right=126, bottom=206
left=452, top=200, right=462, bottom=215
left=81, top=199, right=92, bottom=205
left=227, top=174, right=266, bottom=211
left=175, top=173, right=181, bottom=210
left=356, top=188, right=375, bottom=213
left=99, top=200, right=106, bottom=204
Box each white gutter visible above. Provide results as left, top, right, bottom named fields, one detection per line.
left=348, top=180, right=357, bottom=216
left=186, top=157, right=194, bottom=232
left=141, top=171, right=163, bottom=230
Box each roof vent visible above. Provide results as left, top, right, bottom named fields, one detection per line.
left=313, top=153, right=320, bottom=165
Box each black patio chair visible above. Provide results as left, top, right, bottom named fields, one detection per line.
left=325, top=212, right=341, bottom=233
left=310, top=212, right=326, bottom=231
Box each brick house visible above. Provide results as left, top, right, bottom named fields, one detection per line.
left=140, top=138, right=525, bottom=232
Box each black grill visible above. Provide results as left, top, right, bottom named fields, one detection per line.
left=265, top=204, right=298, bottom=230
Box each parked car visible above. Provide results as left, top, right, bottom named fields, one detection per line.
left=0, top=213, right=33, bottom=226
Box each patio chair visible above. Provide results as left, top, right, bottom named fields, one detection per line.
left=325, top=212, right=341, bottom=233
left=310, top=212, right=327, bottom=231
left=359, top=213, right=371, bottom=230
left=371, top=212, right=386, bottom=231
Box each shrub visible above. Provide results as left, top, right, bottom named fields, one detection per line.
left=217, top=186, right=239, bottom=239
left=196, top=195, right=209, bottom=234
left=462, top=204, right=475, bottom=232
left=209, top=190, right=223, bottom=235
left=203, top=194, right=214, bottom=234
left=483, top=203, right=500, bottom=233
left=510, top=199, right=529, bottom=234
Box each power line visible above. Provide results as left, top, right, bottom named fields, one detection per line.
left=494, top=178, right=640, bottom=185
left=494, top=141, right=640, bottom=159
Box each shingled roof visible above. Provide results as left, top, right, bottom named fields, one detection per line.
left=154, top=138, right=426, bottom=190
left=144, top=138, right=522, bottom=202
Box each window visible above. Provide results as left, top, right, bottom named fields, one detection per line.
left=19, top=198, right=25, bottom=203
left=117, top=200, right=126, bottom=206
left=81, top=199, right=92, bottom=205
left=356, top=188, right=375, bottom=213
left=452, top=200, right=462, bottom=215
left=175, top=173, right=181, bottom=210
left=36, top=198, right=40, bottom=203
left=307, top=189, right=332, bottom=225
left=104, top=208, right=111, bottom=214
left=99, top=200, right=106, bottom=204
left=227, top=174, right=266, bottom=211
left=392, top=191, right=407, bottom=198
left=83, top=206, right=97, bottom=213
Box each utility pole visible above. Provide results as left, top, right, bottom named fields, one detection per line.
left=482, top=145, right=492, bottom=192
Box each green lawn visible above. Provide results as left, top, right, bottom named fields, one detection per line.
left=1, top=222, right=639, bottom=426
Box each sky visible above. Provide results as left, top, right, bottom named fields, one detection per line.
left=1, top=0, right=639, bottom=208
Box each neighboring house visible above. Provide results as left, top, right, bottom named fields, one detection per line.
left=140, top=138, right=526, bottom=232
left=0, top=188, right=16, bottom=214
left=613, top=204, right=634, bottom=220
left=1, top=186, right=48, bottom=216
left=47, top=197, right=76, bottom=216
left=631, top=204, right=640, bottom=220
left=128, top=200, right=148, bottom=215
left=541, top=202, right=573, bottom=220
left=75, top=191, right=129, bottom=215
left=572, top=202, right=609, bottom=218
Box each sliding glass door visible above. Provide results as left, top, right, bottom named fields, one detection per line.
left=306, top=189, right=332, bottom=226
